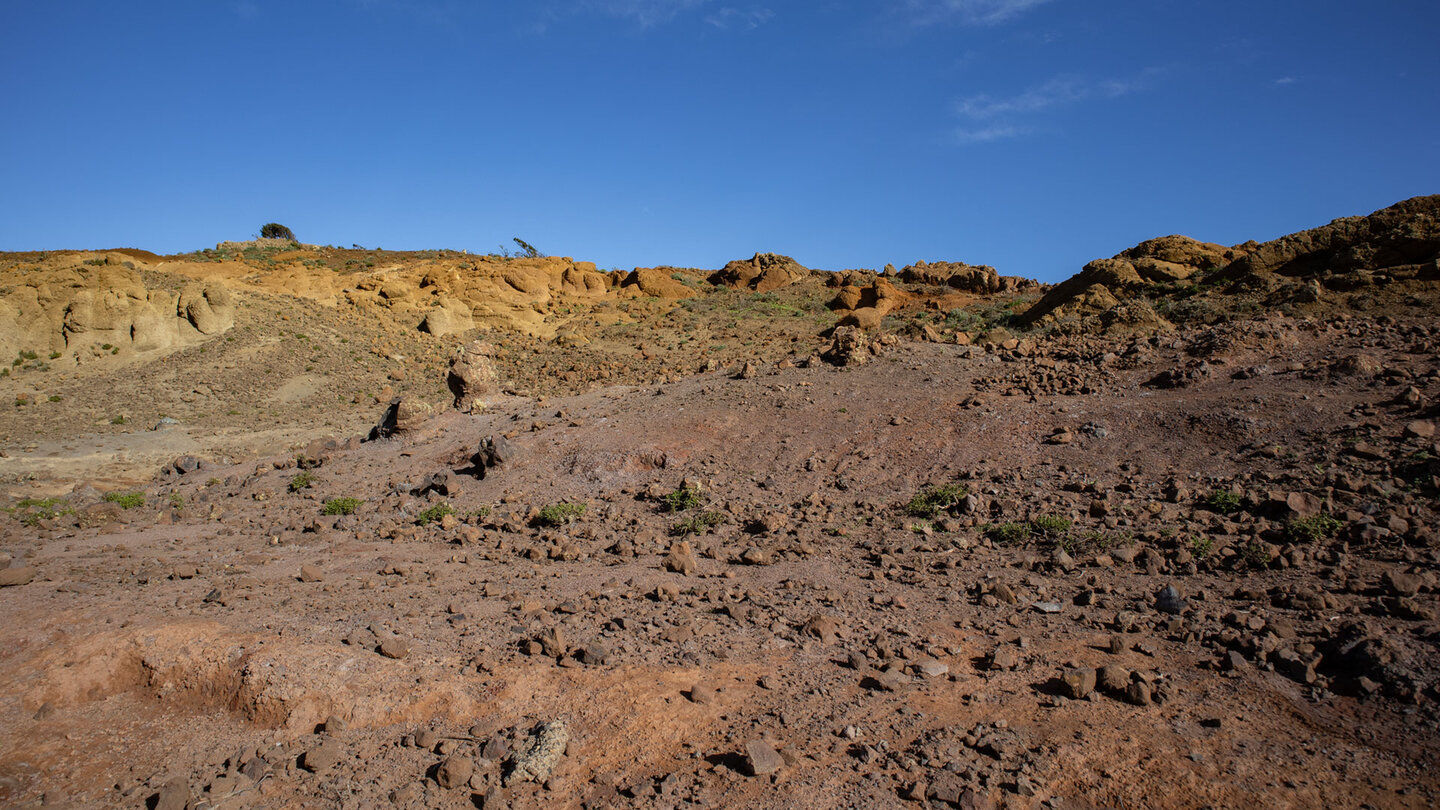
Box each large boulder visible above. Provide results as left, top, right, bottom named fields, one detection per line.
left=371, top=396, right=435, bottom=439
left=619, top=267, right=695, bottom=299
left=822, top=326, right=878, bottom=366
left=420, top=298, right=475, bottom=337
left=897, top=261, right=1036, bottom=294
left=830, top=278, right=908, bottom=329
left=447, top=341, right=500, bottom=413
left=178, top=283, right=235, bottom=335
left=709, top=253, right=808, bottom=293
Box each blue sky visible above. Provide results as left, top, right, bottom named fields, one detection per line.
left=1, top=1, right=1436, bottom=282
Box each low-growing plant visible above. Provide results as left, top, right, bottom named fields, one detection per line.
left=289, top=471, right=315, bottom=492
left=103, top=491, right=145, bottom=509
left=1028, top=514, right=1072, bottom=539
left=535, top=502, right=586, bottom=527
left=6, top=497, right=72, bottom=527
left=168, top=493, right=185, bottom=510
left=1284, top=514, right=1342, bottom=544
left=416, top=502, right=455, bottom=526
left=662, top=485, right=705, bottom=513
left=1190, top=534, right=1214, bottom=559
left=110, top=414, right=126, bottom=425
left=671, top=511, right=726, bottom=537
left=1202, top=488, right=1242, bottom=513
left=905, top=483, right=968, bottom=519
left=323, top=497, right=363, bottom=515
left=48, top=395, right=61, bottom=402
left=1053, top=533, right=1085, bottom=555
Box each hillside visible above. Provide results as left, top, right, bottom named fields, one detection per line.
left=0, top=198, right=1437, bottom=809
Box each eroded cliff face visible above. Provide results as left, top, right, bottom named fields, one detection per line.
left=0, top=252, right=235, bottom=364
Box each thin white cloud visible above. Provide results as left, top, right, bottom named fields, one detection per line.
left=956, top=76, right=1087, bottom=119
left=585, top=0, right=711, bottom=26
left=705, top=7, right=774, bottom=29
left=951, top=70, right=1155, bottom=145
left=903, top=0, right=1054, bottom=26
left=954, top=124, right=1026, bottom=144
left=1273, top=76, right=1296, bottom=86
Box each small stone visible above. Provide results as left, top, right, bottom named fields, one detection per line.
left=1126, top=679, right=1153, bottom=706
left=914, top=659, right=950, bottom=678
left=379, top=637, right=411, bottom=659
left=323, top=714, right=347, bottom=733
left=505, top=720, right=568, bottom=786
left=0, top=567, right=37, bottom=587
left=1033, top=601, right=1062, bottom=614
left=744, top=740, right=784, bottom=776
left=687, top=683, right=715, bottom=704
left=537, top=626, right=567, bottom=658
left=1384, top=570, right=1423, bottom=597
left=663, top=541, right=699, bottom=576
left=301, top=740, right=345, bottom=772
left=801, top=615, right=842, bottom=644
left=740, top=546, right=772, bottom=566
left=1155, top=585, right=1187, bottom=615
left=577, top=642, right=609, bottom=665
left=436, top=756, right=475, bottom=789
left=872, top=668, right=910, bottom=691
left=151, top=779, right=190, bottom=810
left=1099, top=664, right=1130, bottom=693
left=298, top=564, right=324, bottom=583
left=1061, top=667, right=1097, bottom=699
left=989, top=647, right=1019, bottom=671
left=1404, top=420, right=1435, bottom=439
left=1223, top=650, right=1248, bottom=672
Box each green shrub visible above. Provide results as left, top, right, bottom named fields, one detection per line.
left=1202, top=489, right=1242, bottom=513
left=323, top=497, right=362, bottom=515
left=671, top=511, right=726, bottom=537
left=1028, top=514, right=1072, bottom=539
left=905, top=483, right=968, bottom=519
left=289, top=471, right=315, bottom=492
left=103, top=491, right=145, bottom=509
left=1284, top=514, right=1342, bottom=544
left=261, top=222, right=296, bottom=241
left=416, top=502, right=455, bottom=526
left=1190, top=534, right=1214, bottom=559
left=662, top=485, right=704, bottom=513
left=534, top=502, right=585, bottom=527
left=6, top=497, right=72, bottom=526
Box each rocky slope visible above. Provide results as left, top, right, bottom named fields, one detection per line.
left=0, top=197, right=1437, bottom=809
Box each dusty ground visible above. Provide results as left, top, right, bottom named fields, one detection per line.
left=1, top=307, right=1439, bottom=809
